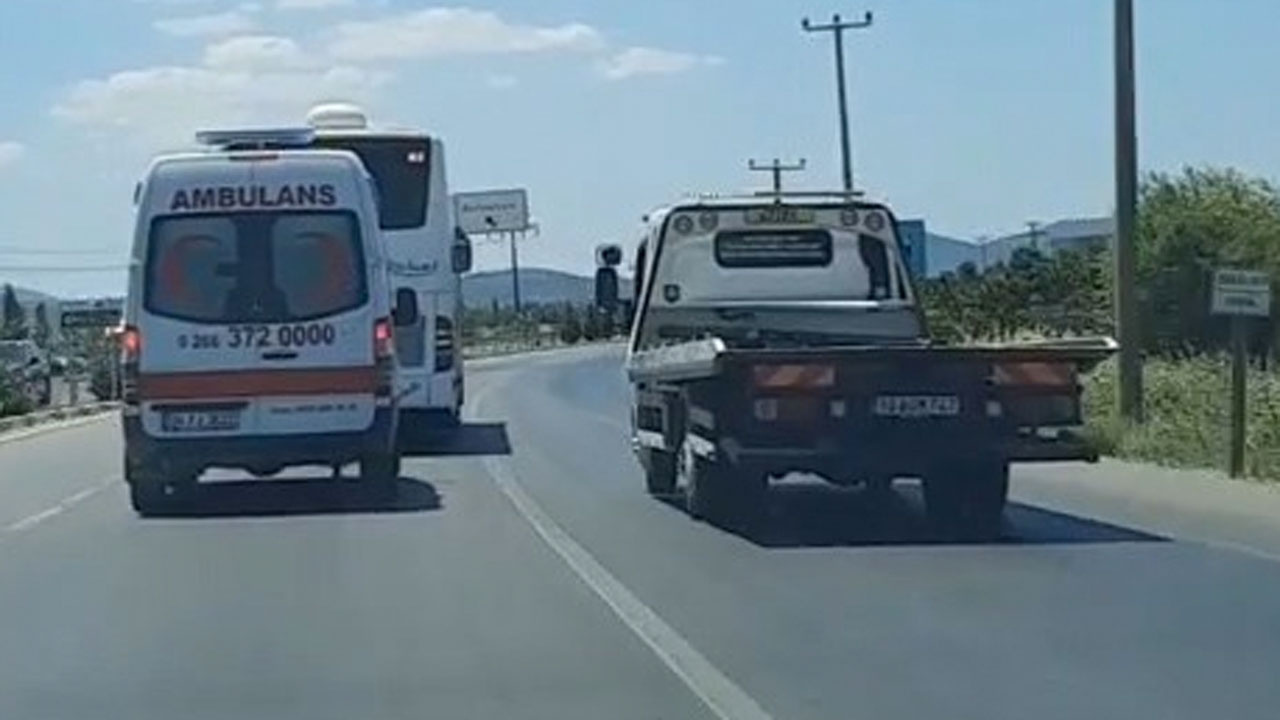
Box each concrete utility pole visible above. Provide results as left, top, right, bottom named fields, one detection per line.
left=1026, top=221, right=1044, bottom=253
left=802, top=11, right=873, bottom=193
left=748, top=158, right=807, bottom=193
left=1114, top=0, right=1143, bottom=421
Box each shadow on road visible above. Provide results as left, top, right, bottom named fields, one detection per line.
left=399, top=422, right=512, bottom=458
left=146, top=476, right=442, bottom=519
left=666, top=480, right=1167, bottom=549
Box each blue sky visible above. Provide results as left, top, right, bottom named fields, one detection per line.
left=1, top=0, right=1278, bottom=297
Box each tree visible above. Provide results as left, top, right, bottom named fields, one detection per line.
left=558, top=304, right=582, bottom=344
left=33, top=303, right=51, bottom=348
left=1, top=284, right=26, bottom=340
left=1136, top=167, right=1280, bottom=356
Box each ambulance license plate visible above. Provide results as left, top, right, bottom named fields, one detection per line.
left=161, top=409, right=242, bottom=433
left=872, top=395, right=961, bottom=418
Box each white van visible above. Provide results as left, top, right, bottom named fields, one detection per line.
left=121, top=130, right=406, bottom=514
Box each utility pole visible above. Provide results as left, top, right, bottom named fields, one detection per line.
left=509, top=230, right=522, bottom=314
left=802, top=11, right=873, bottom=193
left=1026, top=221, right=1043, bottom=253
left=748, top=158, right=807, bottom=192
left=1114, top=0, right=1143, bottom=421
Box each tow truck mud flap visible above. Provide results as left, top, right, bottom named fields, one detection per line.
left=683, top=433, right=717, bottom=461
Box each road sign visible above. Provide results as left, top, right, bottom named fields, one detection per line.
left=1211, top=269, right=1271, bottom=317
left=453, top=189, right=529, bottom=235
left=60, top=298, right=122, bottom=329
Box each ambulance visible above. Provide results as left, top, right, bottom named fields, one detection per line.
left=121, top=128, right=406, bottom=514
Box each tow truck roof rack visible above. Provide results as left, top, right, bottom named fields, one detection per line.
left=194, top=127, right=316, bottom=151
left=751, top=189, right=866, bottom=199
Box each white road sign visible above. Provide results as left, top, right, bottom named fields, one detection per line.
left=453, top=189, right=529, bottom=235
left=1211, top=269, right=1271, bottom=317
left=60, top=298, right=124, bottom=329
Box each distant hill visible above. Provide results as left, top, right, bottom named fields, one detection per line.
left=463, top=268, right=632, bottom=308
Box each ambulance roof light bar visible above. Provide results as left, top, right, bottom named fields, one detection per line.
left=195, top=127, right=316, bottom=151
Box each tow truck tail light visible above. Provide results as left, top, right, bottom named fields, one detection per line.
left=992, top=362, right=1075, bottom=387
left=752, top=363, right=836, bottom=390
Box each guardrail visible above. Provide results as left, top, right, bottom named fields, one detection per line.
left=0, top=402, right=120, bottom=436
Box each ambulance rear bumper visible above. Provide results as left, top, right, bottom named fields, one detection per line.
left=122, top=408, right=397, bottom=474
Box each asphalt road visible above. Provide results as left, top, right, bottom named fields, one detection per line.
left=2, top=345, right=1280, bottom=719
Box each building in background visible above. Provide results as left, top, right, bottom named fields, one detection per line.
left=979, top=216, right=1114, bottom=268
left=896, top=218, right=986, bottom=278
left=895, top=220, right=928, bottom=278
left=902, top=215, right=1114, bottom=278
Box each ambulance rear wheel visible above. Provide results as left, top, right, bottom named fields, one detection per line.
left=125, top=452, right=179, bottom=516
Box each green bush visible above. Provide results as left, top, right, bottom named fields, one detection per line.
left=0, top=373, right=34, bottom=417
left=1084, top=356, right=1280, bottom=480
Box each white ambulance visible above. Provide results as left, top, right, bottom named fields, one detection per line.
left=121, top=129, right=406, bottom=514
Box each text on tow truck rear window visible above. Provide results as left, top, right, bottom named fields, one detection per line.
left=144, top=211, right=368, bottom=324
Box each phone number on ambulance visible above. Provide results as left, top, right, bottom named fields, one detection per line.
left=177, top=324, right=338, bottom=350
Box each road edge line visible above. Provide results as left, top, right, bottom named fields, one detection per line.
left=0, top=409, right=115, bottom=447
left=482, top=455, right=773, bottom=720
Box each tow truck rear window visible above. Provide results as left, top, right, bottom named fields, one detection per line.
left=714, top=229, right=833, bottom=268
left=144, top=211, right=367, bottom=324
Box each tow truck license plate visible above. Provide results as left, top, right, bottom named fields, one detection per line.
left=873, top=395, right=961, bottom=418
left=161, top=409, right=242, bottom=433
left=744, top=206, right=816, bottom=225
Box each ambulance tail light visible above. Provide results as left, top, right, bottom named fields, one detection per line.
left=120, top=326, right=142, bottom=362
left=373, top=318, right=394, bottom=398
left=120, top=326, right=141, bottom=405
left=374, top=317, right=393, bottom=359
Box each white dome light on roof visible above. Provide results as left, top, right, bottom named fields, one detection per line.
left=306, top=102, right=368, bottom=130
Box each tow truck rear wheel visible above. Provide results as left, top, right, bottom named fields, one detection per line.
left=923, top=458, right=1008, bottom=541
left=681, top=439, right=766, bottom=532
left=644, top=449, right=678, bottom=496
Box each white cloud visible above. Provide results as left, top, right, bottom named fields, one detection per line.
left=0, top=141, right=25, bottom=169
left=153, top=10, right=259, bottom=37
left=486, top=74, right=518, bottom=90
left=203, top=35, right=315, bottom=71
left=53, top=59, right=385, bottom=144
left=277, top=0, right=353, bottom=9
left=328, top=7, right=603, bottom=61
left=597, top=46, right=723, bottom=81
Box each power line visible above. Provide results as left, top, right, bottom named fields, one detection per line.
left=0, top=246, right=121, bottom=256
left=0, top=264, right=127, bottom=272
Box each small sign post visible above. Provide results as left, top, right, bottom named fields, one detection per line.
left=453, top=189, right=531, bottom=312
left=1211, top=269, right=1271, bottom=477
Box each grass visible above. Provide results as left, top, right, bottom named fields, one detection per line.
left=1083, top=355, right=1280, bottom=481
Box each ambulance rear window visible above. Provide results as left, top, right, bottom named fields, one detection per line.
left=145, top=211, right=367, bottom=324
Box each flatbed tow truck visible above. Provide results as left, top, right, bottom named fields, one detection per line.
left=595, top=192, right=1116, bottom=538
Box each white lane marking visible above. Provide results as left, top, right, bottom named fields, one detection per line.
left=7, top=506, right=64, bottom=533
left=473, top=380, right=772, bottom=720
left=482, top=456, right=774, bottom=720
left=3, top=478, right=115, bottom=535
